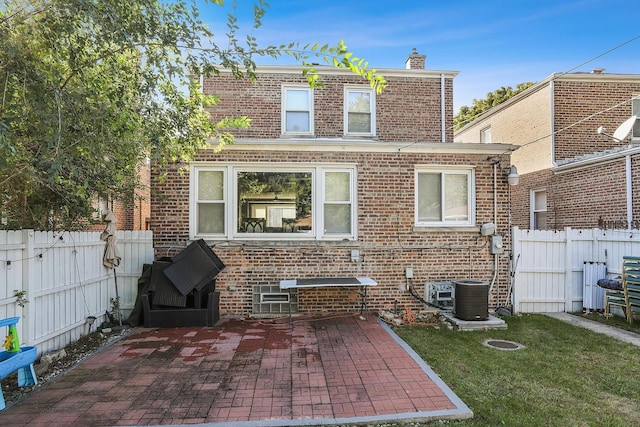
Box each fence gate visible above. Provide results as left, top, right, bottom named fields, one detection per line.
left=511, top=227, right=640, bottom=314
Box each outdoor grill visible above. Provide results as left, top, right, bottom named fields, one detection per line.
left=134, top=239, right=225, bottom=327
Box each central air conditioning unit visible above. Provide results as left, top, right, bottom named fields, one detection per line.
left=425, top=281, right=455, bottom=310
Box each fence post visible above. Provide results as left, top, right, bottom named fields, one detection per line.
left=21, top=229, right=37, bottom=346
left=564, top=227, right=573, bottom=312
left=511, top=226, right=520, bottom=313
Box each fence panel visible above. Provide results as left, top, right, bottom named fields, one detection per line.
left=513, top=227, right=640, bottom=314
left=512, top=229, right=567, bottom=313
left=0, top=230, right=153, bottom=355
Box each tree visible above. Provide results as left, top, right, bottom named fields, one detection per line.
left=453, top=82, right=534, bottom=130
left=0, top=0, right=386, bottom=230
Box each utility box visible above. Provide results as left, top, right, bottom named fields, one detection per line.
left=490, top=235, right=503, bottom=254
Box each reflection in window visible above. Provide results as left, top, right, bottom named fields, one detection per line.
left=531, top=189, right=547, bottom=230
left=324, top=172, right=351, bottom=233
left=346, top=89, right=374, bottom=134
left=197, top=170, right=225, bottom=234
left=283, top=87, right=312, bottom=134
left=633, top=97, right=640, bottom=138
left=237, top=172, right=312, bottom=234
left=416, top=169, right=473, bottom=225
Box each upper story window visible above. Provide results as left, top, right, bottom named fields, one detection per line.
left=480, top=126, right=492, bottom=143
left=415, top=166, right=475, bottom=227
left=282, top=86, right=313, bottom=135
left=344, top=86, right=375, bottom=136
left=531, top=189, right=547, bottom=230
left=191, top=164, right=356, bottom=240
left=632, top=96, right=640, bottom=138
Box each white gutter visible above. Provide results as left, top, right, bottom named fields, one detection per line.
left=554, top=145, right=640, bottom=173
left=441, top=73, right=446, bottom=142
left=550, top=80, right=558, bottom=167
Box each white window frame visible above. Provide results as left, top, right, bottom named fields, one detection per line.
left=320, top=168, right=356, bottom=238
left=530, top=188, right=547, bottom=230
left=344, top=86, right=376, bottom=136
left=281, top=85, right=314, bottom=136
left=190, top=163, right=357, bottom=241
left=190, top=167, right=228, bottom=238
left=480, top=126, right=492, bottom=143
left=414, top=166, right=476, bottom=227
left=632, top=95, right=640, bottom=139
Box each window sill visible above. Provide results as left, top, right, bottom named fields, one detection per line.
left=413, top=225, right=481, bottom=233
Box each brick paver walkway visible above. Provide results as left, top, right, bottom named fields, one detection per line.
left=0, top=315, right=471, bottom=426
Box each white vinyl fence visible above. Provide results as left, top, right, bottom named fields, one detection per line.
left=0, top=230, right=153, bottom=355
left=512, top=227, right=640, bottom=313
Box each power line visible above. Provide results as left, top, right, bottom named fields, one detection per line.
left=453, top=34, right=640, bottom=132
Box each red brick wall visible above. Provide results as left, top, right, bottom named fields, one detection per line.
left=151, top=150, right=513, bottom=316
left=553, top=79, right=640, bottom=161
left=205, top=70, right=454, bottom=143
left=510, top=154, right=640, bottom=230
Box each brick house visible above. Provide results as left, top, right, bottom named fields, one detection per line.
left=90, top=162, right=151, bottom=231
left=454, top=71, right=640, bottom=231
left=150, top=51, right=517, bottom=317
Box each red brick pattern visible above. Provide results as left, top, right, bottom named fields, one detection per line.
left=205, top=70, right=454, bottom=143
left=152, top=151, right=513, bottom=316
left=0, top=317, right=468, bottom=425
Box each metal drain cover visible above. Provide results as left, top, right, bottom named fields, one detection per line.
left=482, top=339, right=524, bottom=351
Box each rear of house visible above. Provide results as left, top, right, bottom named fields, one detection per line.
left=455, top=71, right=640, bottom=231
left=150, top=52, right=517, bottom=317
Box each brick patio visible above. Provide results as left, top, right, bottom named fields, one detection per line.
left=0, top=315, right=472, bottom=426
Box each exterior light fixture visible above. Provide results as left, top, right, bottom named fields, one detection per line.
left=507, top=166, right=519, bottom=186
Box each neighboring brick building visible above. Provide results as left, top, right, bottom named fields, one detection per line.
left=151, top=51, right=517, bottom=317
left=455, top=71, right=640, bottom=231
left=90, top=162, right=151, bottom=231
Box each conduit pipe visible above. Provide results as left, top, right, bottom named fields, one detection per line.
left=441, top=73, right=446, bottom=142
left=489, top=161, right=499, bottom=294
left=626, top=155, right=633, bottom=230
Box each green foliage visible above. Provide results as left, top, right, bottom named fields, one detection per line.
left=0, top=0, right=386, bottom=230
left=454, top=82, right=534, bottom=130
left=13, top=290, right=28, bottom=308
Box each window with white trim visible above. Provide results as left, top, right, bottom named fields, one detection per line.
left=194, top=169, right=226, bottom=234
left=632, top=96, right=640, bottom=138
left=192, top=165, right=356, bottom=240
left=531, top=189, right=547, bottom=230
left=344, top=86, right=375, bottom=135
left=282, top=86, right=313, bottom=135
left=480, top=126, right=492, bottom=143
left=323, top=171, right=353, bottom=234
left=415, top=167, right=475, bottom=226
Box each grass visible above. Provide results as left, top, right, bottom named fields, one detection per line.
left=393, top=314, right=640, bottom=427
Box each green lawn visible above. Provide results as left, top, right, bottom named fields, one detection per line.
left=393, top=314, right=640, bottom=426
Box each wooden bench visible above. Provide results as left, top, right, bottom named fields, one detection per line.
left=279, top=277, right=377, bottom=322
left=0, top=317, right=38, bottom=410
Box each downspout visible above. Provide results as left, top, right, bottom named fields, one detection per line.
left=489, top=161, right=499, bottom=295
left=550, top=79, right=558, bottom=167
left=441, top=74, right=446, bottom=142
left=626, top=154, right=632, bottom=230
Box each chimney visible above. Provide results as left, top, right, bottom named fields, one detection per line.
left=405, top=48, right=426, bottom=70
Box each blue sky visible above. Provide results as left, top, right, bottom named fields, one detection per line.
left=199, top=0, right=639, bottom=111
